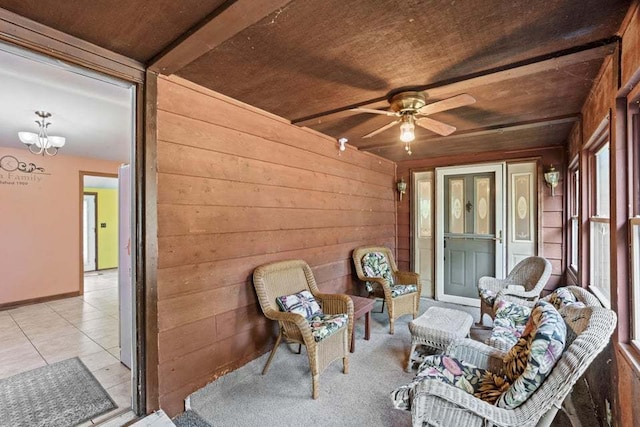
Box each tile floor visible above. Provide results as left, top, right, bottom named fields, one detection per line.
left=0, top=269, right=132, bottom=425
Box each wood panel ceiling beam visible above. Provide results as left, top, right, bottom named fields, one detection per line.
left=149, top=0, right=292, bottom=75
left=359, top=114, right=580, bottom=152
left=0, top=7, right=145, bottom=83
left=292, top=38, right=618, bottom=126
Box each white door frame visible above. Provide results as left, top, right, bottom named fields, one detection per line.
left=435, top=162, right=506, bottom=306
left=83, top=193, right=97, bottom=272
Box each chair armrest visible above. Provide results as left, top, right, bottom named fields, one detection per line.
left=497, top=287, right=540, bottom=301
left=410, top=380, right=513, bottom=426
left=262, top=308, right=309, bottom=328
left=478, top=276, right=510, bottom=293
left=395, top=271, right=419, bottom=285
left=446, top=338, right=506, bottom=372
left=315, top=293, right=354, bottom=317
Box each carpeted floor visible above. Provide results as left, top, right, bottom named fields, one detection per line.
left=188, top=298, right=481, bottom=427
left=186, top=298, right=599, bottom=427
left=0, top=357, right=116, bottom=427
left=173, top=409, right=213, bottom=427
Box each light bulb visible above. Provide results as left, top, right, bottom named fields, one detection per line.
left=399, top=121, right=415, bottom=143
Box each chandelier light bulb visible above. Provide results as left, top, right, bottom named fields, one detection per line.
left=18, top=111, right=66, bottom=156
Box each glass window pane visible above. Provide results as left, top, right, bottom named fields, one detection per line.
left=590, top=220, right=610, bottom=305
left=595, top=144, right=610, bottom=217
left=571, top=217, right=578, bottom=271
left=632, top=223, right=640, bottom=346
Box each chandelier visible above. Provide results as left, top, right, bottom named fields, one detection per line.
left=18, top=111, right=66, bottom=156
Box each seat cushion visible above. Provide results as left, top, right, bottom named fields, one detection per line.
left=276, top=290, right=322, bottom=319
left=391, top=284, right=418, bottom=298
left=390, top=355, right=510, bottom=411
left=498, top=300, right=566, bottom=409
left=361, top=252, right=395, bottom=293
left=308, top=313, right=348, bottom=342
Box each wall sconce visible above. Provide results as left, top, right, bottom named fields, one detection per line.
left=338, top=137, right=348, bottom=154
left=544, top=165, right=560, bottom=197
left=397, top=177, right=407, bottom=201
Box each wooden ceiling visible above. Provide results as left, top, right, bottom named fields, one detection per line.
left=0, top=0, right=632, bottom=161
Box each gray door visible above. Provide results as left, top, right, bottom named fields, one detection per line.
left=443, top=173, right=496, bottom=299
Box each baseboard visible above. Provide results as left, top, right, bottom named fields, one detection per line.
left=0, top=291, right=81, bottom=310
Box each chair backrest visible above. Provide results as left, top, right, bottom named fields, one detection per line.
left=507, top=256, right=552, bottom=292
left=352, top=246, right=398, bottom=281
left=513, top=305, right=617, bottom=422
left=253, top=260, right=319, bottom=318
left=542, top=285, right=602, bottom=312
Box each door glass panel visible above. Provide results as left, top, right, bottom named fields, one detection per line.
left=475, top=177, right=491, bottom=235
left=418, top=180, right=432, bottom=238
left=513, top=173, right=532, bottom=241
left=449, top=178, right=464, bottom=234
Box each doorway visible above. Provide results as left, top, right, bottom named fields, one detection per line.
left=435, top=163, right=506, bottom=306
left=83, top=193, right=98, bottom=272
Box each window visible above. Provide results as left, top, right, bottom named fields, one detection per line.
left=589, top=143, right=610, bottom=307
left=631, top=99, right=640, bottom=349
left=632, top=218, right=640, bottom=350
left=569, top=164, right=579, bottom=273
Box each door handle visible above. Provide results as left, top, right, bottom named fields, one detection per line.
left=492, top=230, right=503, bottom=244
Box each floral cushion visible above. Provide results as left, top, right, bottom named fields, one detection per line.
left=391, top=284, right=418, bottom=298
left=308, top=313, right=348, bottom=342
left=498, top=300, right=566, bottom=409
left=361, top=252, right=395, bottom=293
left=478, top=287, right=498, bottom=305
left=390, top=355, right=510, bottom=411
left=276, top=290, right=322, bottom=319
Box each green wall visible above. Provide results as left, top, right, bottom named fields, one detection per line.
left=84, top=187, right=119, bottom=269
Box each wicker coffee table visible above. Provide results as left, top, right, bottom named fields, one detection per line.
left=406, top=306, right=474, bottom=371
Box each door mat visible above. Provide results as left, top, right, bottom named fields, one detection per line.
left=0, top=357, right=116, bottom=427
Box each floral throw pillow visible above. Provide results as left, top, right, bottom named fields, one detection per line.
left=498, top=300, right=566, bottom=409
left=276, top=290, right=322, bottom=319
left=361, top=252, right=395, bottom=293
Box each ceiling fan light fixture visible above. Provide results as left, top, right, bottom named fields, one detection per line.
left=399, top=116, right=415, bottom=143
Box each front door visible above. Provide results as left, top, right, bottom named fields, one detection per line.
left=436, top=164, right=505, bottom=305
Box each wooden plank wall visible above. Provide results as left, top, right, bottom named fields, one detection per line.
left=395, top=146, right=566, bottom=292
left=154, top=75, right=396, bottom=415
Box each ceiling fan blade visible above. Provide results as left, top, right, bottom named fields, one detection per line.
left=350, top=107, right=397, bottom=117
left=417, top=93, right=476, bottom=116
left=416, top=117, right=456, bottom=136
left=362, top=120, right=400, bottom=138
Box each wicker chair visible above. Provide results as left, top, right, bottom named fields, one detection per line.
left=352, top=246, right=421, bottom=334
left=252, top=259, right=354, bottom=399
left=406, top=305, right=617, bottom=427
left=477, top=256, right=552, bottom=325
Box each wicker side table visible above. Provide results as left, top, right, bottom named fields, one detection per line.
left=406, top=306, right=474, bottom=371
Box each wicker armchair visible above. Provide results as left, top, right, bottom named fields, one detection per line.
left=406, top=305, right=617, bottom=427
left=477, top=256, right=551, bottom=324
left=253, top=259, right=353, bottom=399
left=352, top=246, right=421, bottom=334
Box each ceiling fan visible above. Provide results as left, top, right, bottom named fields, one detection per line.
left=350, top=91, right=476, bottom=154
